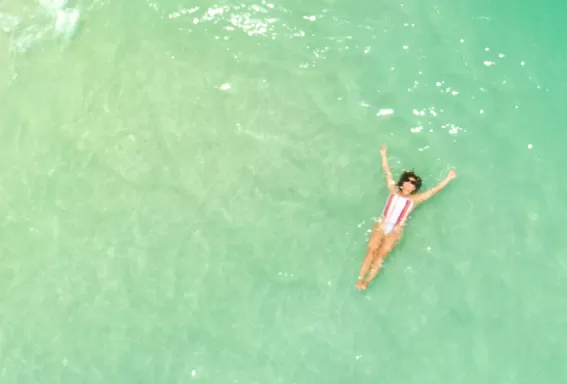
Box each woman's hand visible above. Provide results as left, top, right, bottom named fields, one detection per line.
left=380, top=146, right=387, bottom=156
left=447, top=170, right=457, bottom=180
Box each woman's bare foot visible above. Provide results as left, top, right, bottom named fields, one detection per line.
left=355, top=279, right=368, bottom=290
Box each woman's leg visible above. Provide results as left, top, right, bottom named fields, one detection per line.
left=356, top=221, right=386, bottom=290
left=363, top=229, right=402, bottom=288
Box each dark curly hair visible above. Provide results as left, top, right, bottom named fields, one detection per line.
left=396, top=170, right=422, bottom=193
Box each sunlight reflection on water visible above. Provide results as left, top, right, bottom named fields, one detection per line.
left=154, top=0, right=544, bottom=147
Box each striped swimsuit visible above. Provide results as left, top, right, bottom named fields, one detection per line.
left=380, top=193, right=414, bottom=234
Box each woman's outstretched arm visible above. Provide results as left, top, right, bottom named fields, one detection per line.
left=413, top=170, right=456, bottom=204
left=380, top=146, right=397, bottom=192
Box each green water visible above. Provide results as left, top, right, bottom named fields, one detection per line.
left=1, top=0, right=566, bottom=382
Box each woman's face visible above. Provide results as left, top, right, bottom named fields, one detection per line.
left=401, top=177, right=417, bottom=195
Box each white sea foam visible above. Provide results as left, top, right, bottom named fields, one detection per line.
left=0, top=0, right=81, bottom=53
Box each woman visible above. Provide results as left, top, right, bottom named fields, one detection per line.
left=355, top=146, right=456, bottom=290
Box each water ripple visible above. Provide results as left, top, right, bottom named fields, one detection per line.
left=167, top=2, right=307, bottom=39
left=157, top=1, right=547, bottom=143
left=0, top=0, right=92, bottom=54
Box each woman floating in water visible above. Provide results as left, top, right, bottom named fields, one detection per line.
left=355, top=146, right=456, bottom=290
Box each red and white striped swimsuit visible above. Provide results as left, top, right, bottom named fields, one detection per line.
left=380, top=193, right=414, bottom=234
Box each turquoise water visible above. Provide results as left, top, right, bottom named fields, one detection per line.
left=0, top=0, right=566, bottom=382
